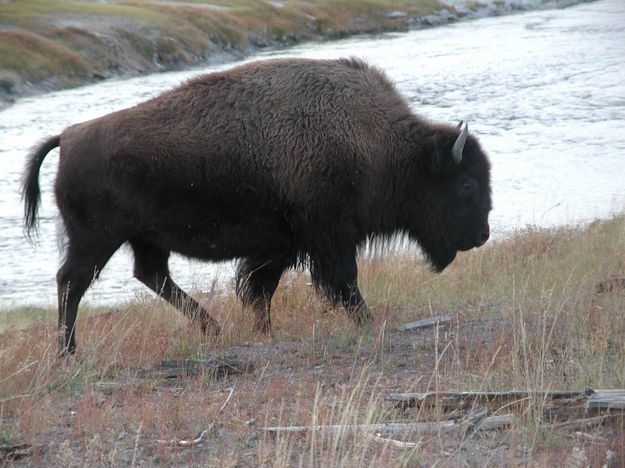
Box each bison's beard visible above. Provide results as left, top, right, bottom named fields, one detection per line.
left=420, top=241, right=457, bottom=273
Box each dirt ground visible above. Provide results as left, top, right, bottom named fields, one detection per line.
left=4, top=311, right=623, bottom=467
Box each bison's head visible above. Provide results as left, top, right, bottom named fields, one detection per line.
left=409, top=121, right=492, bottom=272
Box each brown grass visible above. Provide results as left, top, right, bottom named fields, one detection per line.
left=0, top=29, right=91, bottom=83
left=2, top=214, right=625, bottom=464
left=0, top=0, right=446, bottom=99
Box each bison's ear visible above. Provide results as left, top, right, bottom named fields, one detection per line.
left=427, top=142, right=448, bottom=176
left=427, top=121, right=468, bottom=176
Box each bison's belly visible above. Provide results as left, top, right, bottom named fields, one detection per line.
left=158, top=215, right=295, bottom=262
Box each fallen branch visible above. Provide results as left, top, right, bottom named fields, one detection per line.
left=0, top=443, right=33, bottom=461
left=364, top=433, right=420, bottom=449
left=568, top=431, right=609, bottom=444
left=264, top=414, right=513, bottom=435
left=549, top=415, right=617, bottom=431
left=541, top=403, right=589, bottom=421
left=156, top=357, right=246, bottom=380
left=156, top=386, right=235, bottom=447
left=94, top=381, right=126, bottom=394
left=395, top=315, right=452, bottom=332
left=384, top=387, right=625, bottom=439
left=587, top=389, right=625, bottom=409
left=389, top=389, right=592, bottom=410
left=463, top=404, right=488, bottom=436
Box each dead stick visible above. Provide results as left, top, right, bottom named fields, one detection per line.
left=568, top=432, right=609, bottom=444
left=0, top=444, right=33, bottom=461
left=264, top=414, right=513, bottom=435
left=395, top=315, right=452, bottom=332
left=389, top=390, right=589, bottom=403
left=156, top=386, right=235, bottom=447
left=549, top=414, right=616, bottom=430
left=363, top=433, right=420, bottom=449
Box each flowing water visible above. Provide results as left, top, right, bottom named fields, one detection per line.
left=1, top=0, right=624, bottom=307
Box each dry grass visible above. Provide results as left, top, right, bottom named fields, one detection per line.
left=2, top=215, right=625, bottom=465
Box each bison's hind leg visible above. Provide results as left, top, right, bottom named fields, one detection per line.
left=57, top=242, right=121, bottom=355
left=235, top=256, right=290, bottom=334
left=130, top=238, right=221, bottom=336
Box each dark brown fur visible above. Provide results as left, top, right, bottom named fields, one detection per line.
left=23, top=57, right=491, bottom=354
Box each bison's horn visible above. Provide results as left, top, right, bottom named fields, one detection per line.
left=452, top=121, right=468, bottom=164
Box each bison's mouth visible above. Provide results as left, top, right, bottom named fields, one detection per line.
left=457, top=230, right=490, bottom=251
left=417, top=237, right=457, bottom=273
left=457, top=239, right=475, bottom=252
left=428, top=247, right=457, bottom=273
left=421, top=229, right=489, bottom=272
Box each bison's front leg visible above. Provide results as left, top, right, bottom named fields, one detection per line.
left=310, top=249, right=374, bottom=328
left=340, top=282, right=373, bottom=327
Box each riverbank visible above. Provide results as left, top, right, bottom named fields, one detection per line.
left=1, top=215, right=625, bottom=464
left=0, top=0, right=595, bottom=108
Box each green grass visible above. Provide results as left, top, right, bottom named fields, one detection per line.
left=0, top=0, right=445, bottom=99
left=0, top=0, right=171, bottom=26
left=0, top=29, right=91, bottom=82
left=0, top=304, right=113, bottom=332
left=0, top=306, right=56, bottom=332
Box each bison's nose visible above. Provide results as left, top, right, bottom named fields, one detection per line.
left=477, top=228, right=490, bottom=246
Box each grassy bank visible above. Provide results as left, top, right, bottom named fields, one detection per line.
left=1, top=215, right=625, bottom=465
left=0, top=0, right=444, bottom=105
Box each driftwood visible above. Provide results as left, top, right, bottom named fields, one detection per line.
left=463, top=404, right=489, bottom=436
left=390, top=388, right=625, bottom=415
left=155, top=357, right=246, bottom=379
left=93, top=356, right=248, bottom=397
left=0, top=443, right=33, bottom=461
left=93, top=381, right=126, bottom=394
left=550, top=415, right=619, bottom=430
left=389, top=387, right=625, bottom=441
left=587, top=389, right=625, bottom=409
left=388, top=389, right=592, bottom=409
left=395, top=315, right=452, bottom=332
left=568, top=431, right=609, bottom=444
left=156, top=386, right=235, bottom=447
left=363, top=433, right=420, bottom=449
left=263, top=387, right=625, bottom=449
left=264, top=414, right=513, bottom=435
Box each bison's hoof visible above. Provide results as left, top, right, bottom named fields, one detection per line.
left=353, top=306, right=374, bottom=327
left=58, top=346, right=77, bottom=359
left=253, top=320, right=271, bottom=335
left=201, top=320, right=222, bottom=336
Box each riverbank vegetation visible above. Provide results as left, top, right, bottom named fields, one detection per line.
left=1, top=214, right=625, bottom=464
left=0, top=0, right=444, bottom=105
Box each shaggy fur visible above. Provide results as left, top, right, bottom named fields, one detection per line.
left=23, top=57, right=491, bottom=354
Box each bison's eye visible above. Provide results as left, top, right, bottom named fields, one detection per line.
left=456, top=176, right=477, bottom=201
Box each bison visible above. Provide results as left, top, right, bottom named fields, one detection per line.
left=23, top=57, right=491, bottom=354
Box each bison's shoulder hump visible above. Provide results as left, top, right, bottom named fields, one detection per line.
left=338, top=57, right=397, bottom=89
left=337, top=56, right=370, bottom=71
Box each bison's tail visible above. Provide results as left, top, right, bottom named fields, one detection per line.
left=22, top=135, right=61, bottom=243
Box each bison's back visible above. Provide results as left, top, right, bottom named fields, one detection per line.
left=143, top=57, right=408, bottom=167
left=148, top=58, right=410, bottom=206
left=54, top=58, right=414, bottom=256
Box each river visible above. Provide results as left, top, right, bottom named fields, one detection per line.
left=1, top=0, right=623, bottom=308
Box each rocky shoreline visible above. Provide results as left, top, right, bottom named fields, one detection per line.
left=0, top=0, right=594, bottom=109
